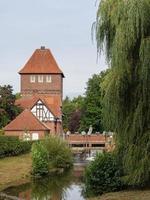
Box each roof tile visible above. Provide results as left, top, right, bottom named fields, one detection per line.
left=4, top=109, right=49, bottom=131
left=19, top=48, right=64, bottom=76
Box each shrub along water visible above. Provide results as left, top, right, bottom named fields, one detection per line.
left=0, top=136, right=32, bottom=158
left=32, top=136, right=73, bottom=176
left=32, top=142, right=49, bottom=176
left=44, top=136, right=73, bottom=169
left=84, top=153, right=123, bottom=197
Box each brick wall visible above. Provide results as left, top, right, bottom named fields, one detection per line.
left=44, top=121, right=63, bottom=136
left=5, top=130, right=47, bottom=140
left=20, top=74, right=63, bottom=98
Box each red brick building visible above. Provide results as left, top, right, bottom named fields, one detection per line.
left=4, top=46, right=64, bottom=139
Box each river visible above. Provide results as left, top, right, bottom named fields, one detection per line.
left=0, top=164, right=86, bottom=200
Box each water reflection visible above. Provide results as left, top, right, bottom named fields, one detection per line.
left=2, top=169, right=85, bottom=200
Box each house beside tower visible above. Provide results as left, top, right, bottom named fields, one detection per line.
left=4, top=47, right=64, bottom=140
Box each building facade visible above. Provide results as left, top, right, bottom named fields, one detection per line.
left=4, top=46, right=64, bottom=139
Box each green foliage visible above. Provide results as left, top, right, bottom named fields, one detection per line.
left=31, top=136, right=73, bottom=176
left=15, top=92, right=21, bottom=100
left=84, top=153, right=123, bottom=197
left=80, top=71, right=108, bottom=132
left=0, top=85, right=22, bottom=128
left=62, top=72, right=108, bottom=133
left=32, top=142, right=49, bottom=176
left=0, top=136, right=32, bottom=158
left=62, top=95, right=84, bottom=132
left=44, top=136, right=73, bottom=169
left=94, top=0, right=150, bottom=186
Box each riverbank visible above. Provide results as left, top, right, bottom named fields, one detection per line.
left=0, top=154, right=150, bottom=200
left=89, top=190, right=150, bottom=200
left=0, top=154, right=32, bottom=191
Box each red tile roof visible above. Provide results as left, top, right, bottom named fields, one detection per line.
left=15, top=97, right=38, bottom=109
left=43, top=96, right=61, bottom=118
left=15, top=95, right=61, bottom=118
left=19, top=48, right=64, bottom=77
left=4, top=109, right=49, bottom=131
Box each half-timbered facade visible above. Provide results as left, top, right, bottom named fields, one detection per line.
left=31, top=100, right=55, bottom=122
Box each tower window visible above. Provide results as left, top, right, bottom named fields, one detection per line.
left=30, top=75, right=35, bottom=83
left=38, top=75, right=43, bottom=83
left=46, top=75, right=51, bottom=83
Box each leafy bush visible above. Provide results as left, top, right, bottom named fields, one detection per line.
left=31, top=136, right=73, bottom=176
left=84, top=153, right=123, bottom=197
left=0, top=136, right=32, bottom=158
left=44, top=136, right=73, bottom=169
left=32, top=142, right=49, bottom=176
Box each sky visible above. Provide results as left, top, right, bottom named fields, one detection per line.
left=0, top=0, right=107, bottom=98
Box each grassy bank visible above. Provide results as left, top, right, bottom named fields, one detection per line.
left=0, top=154, right=150, bottom=200
left=0, top=154, right=32, bottom=191
left=89, top=190, right=150, bottom=200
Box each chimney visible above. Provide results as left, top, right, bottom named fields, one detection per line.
left=40, top=46, right=45, bottom=50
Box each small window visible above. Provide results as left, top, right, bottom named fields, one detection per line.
left=46, top=75, right=51, bottom=83
left=30, top=75, right=35, bottom=83
left=38, top=75, right=43, bottom=83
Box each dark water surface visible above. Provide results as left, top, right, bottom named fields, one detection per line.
left=1, top=166, right=86, bottom=200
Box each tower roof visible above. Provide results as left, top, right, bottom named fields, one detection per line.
left=19, top=47, right=64, bottom=77
left=4, top=109, right=49, bottom=131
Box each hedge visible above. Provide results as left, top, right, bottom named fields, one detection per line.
left=84, top=153, right=123, bottom=197
left=0, top=136, right=33, bottom=158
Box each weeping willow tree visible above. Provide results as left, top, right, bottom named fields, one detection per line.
left=94, top=0, right=150, bottom=186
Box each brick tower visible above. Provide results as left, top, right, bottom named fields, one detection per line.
left=19, top=46, right=64, bottom=102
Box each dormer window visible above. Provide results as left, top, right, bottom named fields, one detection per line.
left=30, top=75, right=35, bottom=83
left=38, top=75, right=43, bottom=83
left=46, top=75, right=52, bottom=83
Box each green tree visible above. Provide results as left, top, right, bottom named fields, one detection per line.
left=62, top=96, right=76, bottom=132
left=0, top=85, right=21, bottom=128
left=80, top=71, right=107, bottom=132
left=62, top=96, right=84, bottom=132
left=94, top=0, right=150, bottom=186
left=62, top=72, right=108, bottom=133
